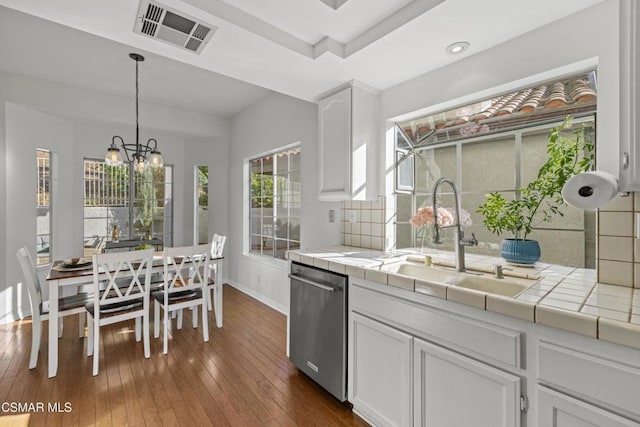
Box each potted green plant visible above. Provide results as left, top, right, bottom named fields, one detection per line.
left=476, top=116, right=594, bottom=264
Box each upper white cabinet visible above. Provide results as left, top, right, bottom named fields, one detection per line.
left=620, top=0, right=640, bottom=191
left=318, top=83, right=379, bottom=201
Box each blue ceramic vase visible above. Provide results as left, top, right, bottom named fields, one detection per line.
left=500, top=239, right=540, bottom=265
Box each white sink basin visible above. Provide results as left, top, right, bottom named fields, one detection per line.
left=449, top=275, right=530, bottom=297
left=385, top=263, right=453, bottom=282
left=382, top=262, right=532, bottom=297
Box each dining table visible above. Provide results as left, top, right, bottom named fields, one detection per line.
left=45, top=252, right=224, bottom=378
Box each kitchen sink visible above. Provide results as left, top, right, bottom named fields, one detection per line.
left=382, top=262, right=533, bottom=297
left=384, top=263, right=453, bottom=282
left=448, top=275, right=530, bottom=297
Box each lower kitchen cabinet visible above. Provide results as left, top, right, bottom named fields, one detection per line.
left=346, top=277, right=640, bottom=426
left=413, top=337, right=522, bottom=427
left=537, top=387, right=640, bottom=427
left=349, top=312, right=413, bottom=427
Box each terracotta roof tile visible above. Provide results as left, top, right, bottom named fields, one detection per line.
left=399, top=72, right=597, bottom=147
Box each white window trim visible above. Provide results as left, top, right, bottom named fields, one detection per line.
left=243, top=141, right=301, bottom=260
left=36, top=148, right=53, bottom=267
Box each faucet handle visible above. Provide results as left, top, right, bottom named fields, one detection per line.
left=460, top=232, right=478, bottom=247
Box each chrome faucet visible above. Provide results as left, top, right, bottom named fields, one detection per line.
left=432, top=177, right=478, bottom=272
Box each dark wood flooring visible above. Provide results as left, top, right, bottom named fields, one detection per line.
left=0, top=285, right=368, bottom=426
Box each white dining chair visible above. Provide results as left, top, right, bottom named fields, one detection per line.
left=154, top=244, right=210, bottom=354
left=86, top=248, right=153, bottom=376
left=16, top=245, right=90, bottom=369
left=206, top=233, right=226, bottom=312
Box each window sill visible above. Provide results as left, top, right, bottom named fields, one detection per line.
left=243, top=253, right=289, bottom=271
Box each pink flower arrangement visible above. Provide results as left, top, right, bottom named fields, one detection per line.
left=457, top=208, right=473, bottom=226
left=410, top=206, right=473, bottom=228
left=410, top=206, right=454, bottom=228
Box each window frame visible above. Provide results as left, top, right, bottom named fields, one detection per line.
left=82, top=158, right=174, bottom=250
left=194, top=165, right=208, bottom=245
left=246, top=143, right=301, bottom=261
left=36, top=148, right=52, bottom=266
left=393, top=115, right=596, bottom=267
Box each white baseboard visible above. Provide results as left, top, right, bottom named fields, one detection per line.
left=0, top=313, right=18, bottom=325
left=225, top=279, right=288, bottom=316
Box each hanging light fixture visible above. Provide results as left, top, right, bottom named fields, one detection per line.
left=105, top=53, right=163, bottom=172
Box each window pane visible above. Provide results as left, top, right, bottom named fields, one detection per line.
left=288, top=218, right=300, bottom=241
left=290, top=150, right=301, bottom=172
left=36, top=149, right=51, bottom=265
left=276, top=152, right=289, bottom=175
left=396, top=193, right=413, bottom=222
left=396, top=151, right=414, bottom=191
left=196, top=165, right=208, bottom=244
left=249, top=147, right=300, bottom=258
left=401, top=118, right=595, bottom=266
left=462, top=137, right=515, bottom=192
left=83, top=159, right=172, bottom=246
left=415, top=145, right=457, bottom=193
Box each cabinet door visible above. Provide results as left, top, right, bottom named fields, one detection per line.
left=538, top=386, right=640, bottom=427
left=413, top=337, right=521, bottom=427
left=349, top=312, right=412, bottom=427
left=620, top=0, right=639, bottom=191
left=318, top=87, right=351, bottom=200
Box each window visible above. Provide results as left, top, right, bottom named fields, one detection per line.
left=83, top=159, right=173, bottom=255
left=394, top=72, right=597, bottom=268
left=195, top=165, right=208, bottom=244
left=249, top=147, right=301, bottom=259
left=36, top=149, right=52, bottom=265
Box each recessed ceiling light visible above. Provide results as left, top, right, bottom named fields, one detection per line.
left=445, top=41, right=470, bottom=55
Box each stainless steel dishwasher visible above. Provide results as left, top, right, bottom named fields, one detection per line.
left=289, top=261, right=347, bottom=401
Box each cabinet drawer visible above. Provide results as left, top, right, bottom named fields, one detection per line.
left=351, top=283, right=522, bottom=369
left=538, top=341, right=640, bottom=419
left=538, top=386, right=640, bottom=427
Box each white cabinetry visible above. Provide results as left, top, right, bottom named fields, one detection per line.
left=349, top=312, right=412, bottom=427
left=413, top=338, right=521, bottom=427
left=318, top=83, right=378, bottom=201
left=620, top=0, right=640, bottom=191
left=537, top=340, right=640, bottom=425
left=348, top=280, right=524, bottom=427
left=538, top=387, right=639, bottom=427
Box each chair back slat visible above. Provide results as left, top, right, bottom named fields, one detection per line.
left=210, top=234, right=226, bottom=258
left=163, top=244, right=210, bottom=293
left=92, top=249, right=153, bottom=306
left=16, top=246, right=43, bottom=315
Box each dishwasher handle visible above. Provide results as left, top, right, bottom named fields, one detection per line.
left=288, top=274, right=335, bottom=292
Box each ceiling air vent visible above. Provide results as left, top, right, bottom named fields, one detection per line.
left=134, top=0, right=216, bottom=54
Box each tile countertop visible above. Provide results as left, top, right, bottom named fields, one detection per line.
left=287, top=246, right=640, bottom=350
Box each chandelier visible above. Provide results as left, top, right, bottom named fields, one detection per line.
left=105, top=53, right=163, bottom=173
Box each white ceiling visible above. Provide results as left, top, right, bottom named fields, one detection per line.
left=0, top=0, right=606, bottom=117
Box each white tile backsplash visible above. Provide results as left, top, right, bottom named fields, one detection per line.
left=342, top=197, right=386, bottom=250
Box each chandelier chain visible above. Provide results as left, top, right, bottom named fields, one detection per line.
left=135, top=58, right=139, bottom=152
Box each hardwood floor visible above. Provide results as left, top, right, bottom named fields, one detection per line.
left=0, top=285, right=368, bottom=426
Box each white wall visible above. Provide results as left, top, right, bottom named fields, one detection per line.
left=5, top=103, right=75, bottom=318
left=0, top=70, right=231, bottom=322
left=228, top=92, right=341, bottom=314
left=182, top=137, right=229, bottom=245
